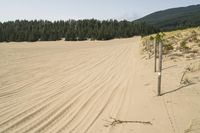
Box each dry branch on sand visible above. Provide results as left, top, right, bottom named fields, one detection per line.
left=104, top=117, right=152, bottom=127
left=180, top=61, right=200, bottom=85
left=180, top=67, right=192, bottom=85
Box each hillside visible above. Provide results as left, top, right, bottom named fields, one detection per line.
left=137, top=4, right=200, bottom=31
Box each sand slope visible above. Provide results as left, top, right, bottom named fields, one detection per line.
left=0, top=37, right=200, bottom=133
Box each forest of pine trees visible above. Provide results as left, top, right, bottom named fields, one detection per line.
left=0, top=19, right=158, bottom=42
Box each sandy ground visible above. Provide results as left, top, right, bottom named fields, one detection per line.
left=0, top=37, right=200, bottom=133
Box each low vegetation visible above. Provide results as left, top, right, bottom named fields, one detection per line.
left=142, top=27, right=200, bottom=60
left=180, top=41, right=190, bottom=51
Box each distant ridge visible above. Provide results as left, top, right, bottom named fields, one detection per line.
left=136, top=4, right=200, bottom=31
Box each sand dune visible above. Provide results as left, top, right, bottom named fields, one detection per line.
left=0, top=37, right=200, bottom=133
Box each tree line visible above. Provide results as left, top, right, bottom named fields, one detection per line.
left=0, top=19, right=158, bottom=42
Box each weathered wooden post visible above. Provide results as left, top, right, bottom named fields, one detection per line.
left=148, top=40, right=151, bottom=59
left=157, top=41, right=163, bottom=96
left=154, top=39, right=157, bottom=72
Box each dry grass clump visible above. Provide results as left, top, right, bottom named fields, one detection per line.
left=180, top=41, right=190, bottom=51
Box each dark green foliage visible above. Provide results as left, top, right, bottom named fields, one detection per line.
left=136, top=4, right=200, bottom=31
left=155, top=33, right=165, bottom=42
left=0, top=19, right=158, bottom=42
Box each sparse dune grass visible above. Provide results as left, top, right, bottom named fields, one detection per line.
left=142, top=27, right=200, bottom=61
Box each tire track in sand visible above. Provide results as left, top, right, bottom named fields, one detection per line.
left=0, top=37, right=142, bottom=133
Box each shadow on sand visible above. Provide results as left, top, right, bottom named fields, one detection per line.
left=161, top=83, right=196, bottom=96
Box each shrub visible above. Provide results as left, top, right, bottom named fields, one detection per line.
left=164, top=44, right=174, bottom=51
left=150, top=36, right=154, bottom=41
left=180, top=41, right=190, bottom=50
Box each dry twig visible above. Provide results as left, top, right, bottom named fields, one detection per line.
left=180, top=67, right=191, bottom=85
left=104, top=117, right=152, bottom=127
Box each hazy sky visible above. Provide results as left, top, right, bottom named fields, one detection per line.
left=0, top=0, right=199, bottom=22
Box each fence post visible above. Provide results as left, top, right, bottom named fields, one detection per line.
left=157, top=42, right=163, bottom=96
left=154, top=39, right=157, bottom=72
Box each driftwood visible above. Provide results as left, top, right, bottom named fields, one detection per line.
left=104, top=117, right=152, bottom=127
left=180, top=67, right=191, bottom=85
